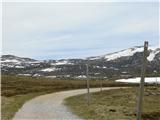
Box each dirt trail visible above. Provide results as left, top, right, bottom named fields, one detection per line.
left=13, top=87, right=123, bottom=120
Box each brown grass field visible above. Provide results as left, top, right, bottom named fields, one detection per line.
left=65, top=87, right=160, bottom=120
left=1, top=75, right=159, bottom=120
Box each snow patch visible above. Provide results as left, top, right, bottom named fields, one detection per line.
left=95, top=73, right=100, bottom=75
left=18, top=74, right=31, bottom=76
left=116, top=77, right=160, bottom=84
left=147, top=49, right=160, bottom=61
left=15, top=66, right=24, bottom=68
left=41, top=68, right=56, bottom=72
left=45, top=76, right=57, bottom=78
left=2, top=64, right=14, bottom=68
left=1, top=59, right=19, bottom=63
left=28, top=61, right=42, bottom=64
left=33, top=74, right=41, bottom=77
left=76, top=75, right=87, bottom=79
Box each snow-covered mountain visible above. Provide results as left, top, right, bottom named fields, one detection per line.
left=87, top=46, right=160, bottom=61
left=1, top=55, right=42, bottom=68
left=1, top=46, right=160, bottom=79
left=1, top=55, right=37, bottom=63
left=1, top=55, right=74, bottom=69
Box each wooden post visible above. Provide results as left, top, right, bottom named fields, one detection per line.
left=154, top=70, right=158, bottom=86
left=86, top=64, right=90, bottom=106
left=100, top=79, right=103, bottom=92
left=136, top=41, right=148, bottom=120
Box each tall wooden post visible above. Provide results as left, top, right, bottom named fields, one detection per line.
left=136, top=41, right=148, bottom=120
left=100, top=79, right=103, bottom=92
left=154, top=70, right=158, bottom=86
left=86, top=64, right=90, bottom=106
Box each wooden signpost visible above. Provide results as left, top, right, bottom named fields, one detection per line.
left=86, top=64, right=90, bottom=106
left=136, top=41, right=148, bottom=120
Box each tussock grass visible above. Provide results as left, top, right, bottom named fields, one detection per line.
left=65, top=87, right=160, bottom=120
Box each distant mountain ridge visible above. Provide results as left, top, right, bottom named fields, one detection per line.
left=1, top=46, right=160, bottom=79
left=1, top=55, right=37, bottom=63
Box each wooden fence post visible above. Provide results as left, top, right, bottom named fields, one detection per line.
left=100, top=79, right=103, bottom=92
left=136, top=41, right=148, bottom=120
left=86, top=64, right=90, bottom=106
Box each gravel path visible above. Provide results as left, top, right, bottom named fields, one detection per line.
left=13, top=87, right=123, bottom=120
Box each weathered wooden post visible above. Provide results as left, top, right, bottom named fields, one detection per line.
left=86, top=64, right=90, bottom=106
left=154, top=70, right=158, bottom=85
left=100, top=79, right=103, bottom=92
left=136, top=41, right=148, bottom=120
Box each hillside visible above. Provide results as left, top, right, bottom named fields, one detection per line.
left=1, top=46, right=160, bottom=79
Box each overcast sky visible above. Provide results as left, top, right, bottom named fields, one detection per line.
left=2, top=2, right=159, bottom=60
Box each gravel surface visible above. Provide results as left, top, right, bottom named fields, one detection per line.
left=13, top=87, right=122, bottom=120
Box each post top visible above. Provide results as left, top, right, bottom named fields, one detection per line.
left=144, top=41, right=148, bottom=47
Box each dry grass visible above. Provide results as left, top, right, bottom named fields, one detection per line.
left=1, top=75, right=136, bottom=120
left=1, top=75, right=136, bottom=97
left=65, top=86, right=160, bottom=120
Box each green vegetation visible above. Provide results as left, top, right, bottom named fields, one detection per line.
left=2, top=75, right=136, bottom=120
left=65, top=87, right=160, bottom=120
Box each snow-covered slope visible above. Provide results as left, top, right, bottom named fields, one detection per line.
left=87, top=46, right=160, bottom=62
left=147, top=48, right=160, bottom=61
left=41, top=67, right=60, bottom=72
left=104, top=47, right=143, bottom=61
left=1, top=55, right=41, bottom=68
left=1, top=55, right=38, bottom=63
